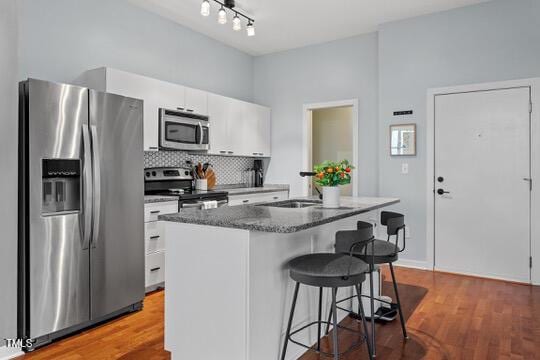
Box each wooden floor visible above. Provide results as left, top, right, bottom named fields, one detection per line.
left=18, top=267, right=540, bottom=360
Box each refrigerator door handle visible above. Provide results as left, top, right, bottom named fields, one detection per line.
left=91, top=125, right=101, bottom=248
left=82, top=125, right=93, bottom=250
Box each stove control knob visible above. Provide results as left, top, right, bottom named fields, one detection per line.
left=152, top=171, right=157, bottom=177
left=185, top=171, right=189, bottom=176
left=145, top=172, right=150, bottom=177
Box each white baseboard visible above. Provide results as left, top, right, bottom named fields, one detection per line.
left=0, top=346, right=23, bottom=360
left=393, top=258, right=432, bottom=270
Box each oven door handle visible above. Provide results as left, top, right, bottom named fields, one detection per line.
left=182, top=202, right=203, bottom=209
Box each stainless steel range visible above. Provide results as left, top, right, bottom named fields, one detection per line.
left=144, top=167, right=228, bottom=209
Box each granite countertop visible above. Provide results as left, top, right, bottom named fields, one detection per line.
left=158, top=196, right=399, bottom=233
left=216, top=184, right=290, bottom=196
left=144, top=195, right=179, bottom=204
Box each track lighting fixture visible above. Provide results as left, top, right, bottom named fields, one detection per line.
left=199, top=0, right=255, bottom=36
left=218, top=6, right=227, bottom=24
left=246, top=20, right=255, bottom=36
left=232, top=13, right=241, bottom=31
left=200, top=0, right=210, bottom=16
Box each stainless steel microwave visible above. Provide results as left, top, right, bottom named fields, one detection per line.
left=159, top=108, right=210, bottom=151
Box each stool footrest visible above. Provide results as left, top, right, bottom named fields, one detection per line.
left=287, top=320, right=368, bottom=358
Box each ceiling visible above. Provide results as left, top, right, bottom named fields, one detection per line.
left=127, top=0, right=491, bottom=56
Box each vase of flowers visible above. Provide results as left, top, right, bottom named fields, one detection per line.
left=313, top=160, right=354, bottom=208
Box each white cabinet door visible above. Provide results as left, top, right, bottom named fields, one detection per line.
left=240, top=103, right=271, bottom=157
left=240, top=102, right=258, bottom=157
left=157, top=81, right=185, bottom=112
left=208, top=93, right=233, bottom=155
left=228, top=98, right=247, bottom=156
left=258, top=106, right=271, bottom=157
left=185, top=87, right=208, bottom=115
left=106, top=69, right=161, bottom=151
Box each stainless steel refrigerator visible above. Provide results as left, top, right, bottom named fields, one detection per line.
left=18, top=79, right=144, bottom=351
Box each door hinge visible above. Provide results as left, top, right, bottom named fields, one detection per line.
left=530, top=101, right=533, bottom=115
left=530, top=256, right=533, bottom=268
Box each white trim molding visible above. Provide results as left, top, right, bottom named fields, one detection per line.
left=426, top=78, right=540, bottom=285
left=393, top=258, right=431, bottom=270
left=0, top=346, right=23, bottom=360
left=302, top=99, right=359, bottom=197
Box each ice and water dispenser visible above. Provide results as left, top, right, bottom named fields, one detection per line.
left=42, top=159, right=81, bottom=215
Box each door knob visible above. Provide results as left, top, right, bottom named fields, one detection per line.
left=437, top=188, right=450, bottom=195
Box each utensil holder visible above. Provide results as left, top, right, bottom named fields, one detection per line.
left=195, top=179, right=208, bottom=191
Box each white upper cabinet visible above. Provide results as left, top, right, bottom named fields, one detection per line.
left=103, top=68, right=161, bottom=151
left=208, top=93, right=232, bottom=155
left=207, top=95, right=271, bottom=157
left=158, top=81, right=185, bottom=112
left=242, top=103, right=271, bottom=157
left=76, top=68, right=269, bottom=156
left=185, top=87, right=208, bottom=116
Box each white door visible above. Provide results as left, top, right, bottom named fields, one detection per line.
left=434, top=87, right=531, bottom=283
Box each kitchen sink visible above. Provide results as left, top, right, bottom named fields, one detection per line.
left=257, top=200, right=322, bottom=208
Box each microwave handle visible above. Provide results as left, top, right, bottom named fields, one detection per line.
left=198, top=122, right=203, bottom=145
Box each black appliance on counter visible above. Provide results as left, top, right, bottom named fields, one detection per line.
left=254, top=159, right=264, bottom=187
left=145, top=167, right=228, bottom=209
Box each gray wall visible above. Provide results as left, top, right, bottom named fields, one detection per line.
left=18, top=0, right=254, bottom=102
left=0, top=0, right=19, bottom=343
left=378, top=0, right=540, bottom=263
left=253, top=33, right=379, bottom=196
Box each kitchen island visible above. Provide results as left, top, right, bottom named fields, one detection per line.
left=160, top=196, right=399, bottom=360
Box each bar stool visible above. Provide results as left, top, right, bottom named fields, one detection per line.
left=280, top=230, right=374, bottom=360
left=328, top=212, right=408, bottom=357
left=327, top=222, right=377, bottom=357
left=356, top=211, right=409, bottom=357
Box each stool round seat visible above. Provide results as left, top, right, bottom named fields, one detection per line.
left=288, top=253, right=368, bottom=288
left=354, top=239, right=399, bottom=264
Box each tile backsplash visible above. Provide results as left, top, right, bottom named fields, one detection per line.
left=144, top=151, right=257, bottom=185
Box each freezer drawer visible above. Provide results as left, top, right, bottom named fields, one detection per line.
left=145, top=251, right=165, bottom=287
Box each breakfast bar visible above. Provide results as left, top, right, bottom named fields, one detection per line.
left=160, top=196, right=399, bottom=360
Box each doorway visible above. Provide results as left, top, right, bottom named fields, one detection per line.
left=302, top=100, right=359, bottom=197
left=431, top=86, right=532, bottom=283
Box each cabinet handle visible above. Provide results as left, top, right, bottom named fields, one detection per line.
left=228, top=151, right=234, bottom=154
left=242, top=200, right=249, bottom=203
left=252, top=152, right=258, bottom=156
left=177, top=107, right=184, bottom=111
left=150, top=267, right=161, bottom=272
left=273, top=197, right=278, bottom=200
left=186, top=109, right=194, bottom=112
left=150, top=235, right=160, bottom=240
left=219, top=150, right=227, bottom=154
left=150, top=210, right=161, bottom=214
left=149, top=146, right=158, bottom=150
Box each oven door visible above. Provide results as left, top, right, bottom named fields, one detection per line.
left=159, top=109, right=210, bottom=151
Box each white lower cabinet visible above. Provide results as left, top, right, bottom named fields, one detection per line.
left=145, top=251, right=165, bottom=288
left=144, top=200, right=178, bottom=292
left=228, top=191, right=288, bottom=206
